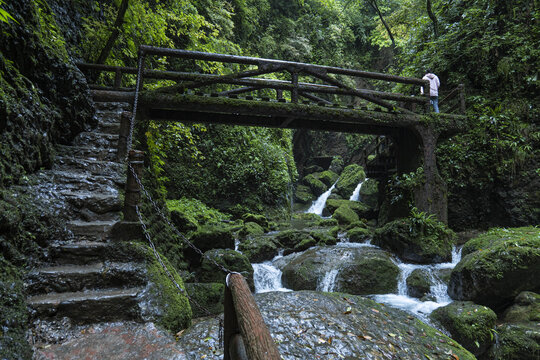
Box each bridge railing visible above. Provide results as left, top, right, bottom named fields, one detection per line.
left=77, top=45, right=434, bottom=115
left=439, top=84, right=466, bottom=115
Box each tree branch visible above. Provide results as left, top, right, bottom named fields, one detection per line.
left=95, top=0, right=130, bottom=65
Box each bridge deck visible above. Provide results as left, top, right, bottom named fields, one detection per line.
left=94, top=90, right=467, bottom=136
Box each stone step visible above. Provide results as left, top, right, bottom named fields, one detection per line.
left=49, top=170, right=125, bottom=190
left=94, top=101, right=131, bottom=112
left=73, top=131, right=118, bottom=149
left=49, top=241, right=121, bottom=264
left=56, top=145, right=118, bottom=162
left=62, top=192, right=122, bottom=217
left=67, top=220, right=119, bottom=242
left=25, top=262, right=146, bottom=295
left=27, top=287, right=143, bottom=324
left=54, top=156, right=125, bottom=177
left=96, top=120, right=120, bottom=134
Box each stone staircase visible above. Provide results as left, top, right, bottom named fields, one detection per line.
left=26, top=102, right=147, bottom=338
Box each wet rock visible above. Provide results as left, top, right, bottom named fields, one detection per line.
left=448, top=227, right=540, bottom=310
left=185, top=225, right=234, bottom=262
left=177, top=291, right=476, bottom=360
left=294, top=184, right=314, bottom=204
left=346, top=226, right=371, bottom=243
left=502, top=291, right=540, bottom=324
left=406, top=269, right=431, bottom=299
left=373, top=217, right=454, bottom=264
left=170, top=210, right=198, bottom=233
left=318, top=170, right=339, bottom=187
left=281, top=246, right=398, bottom=294
left=197, top=249, right=254, bottom=289
left=359, top=178, right=379, bottom=209
left=238, top=234, right=278, bottom=262
left=332, top=204, right=359, bottom=225
left=241, top=213, right=269, bottom=231
left=185, top=283, right=224, bottom=318
left=334, top=164, right=365, bottom=198
left=303, top=173, right=327, bottom=196
left=326, top=199, right=371, bottom=217
left=304, top=164, right=324, bottom=175
left=430, top=301, right=497, bottom=357
left=238, top=221, right=265, bottom=238
left=275, top=229, right=315, bottom=252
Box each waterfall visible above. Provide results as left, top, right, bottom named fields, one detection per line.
left=306, top=181, right=337, bottom=215
left=253, top=250, right=291, bottom=293
left=349, top=178, right=367, bottom=201
left=317, top=269, right=339, bottom=292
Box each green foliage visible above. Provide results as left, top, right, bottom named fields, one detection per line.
left=0, top=0, right=17, bottom=24
left=387, top=167, right=424, bottom=205
left=166, top=198, right=231, bottom=228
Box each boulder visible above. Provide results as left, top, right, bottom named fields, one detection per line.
left=448, top=227, right=540, bottom=310
left=430, top=301, right=497, bottom=357
left=294, top=184, right=314, bottom=204
left=197, top=249, right=254, bottom=289
left=238, top=234, right=279, bottom=263
left=308, top=228, right=337, bottom=246
left=275, top=229, right=318, bottom=254
left=332, top=205, right=359, bottom=225
left=326, top=199, right=371, bottom=218
left=188, top=225, right=234, bottom=253
left=241, top=213, right=269, bottom=231
left=328, top=156, right=344, bottom=174
left=303, top=174, right=327, bottom=196
left=318, top=170, right=339, bottom=187
left=334, top=164, right=365, bottom=198
left=502, top=291, right=540, bottom=324
left=372, top=218, right=454, bottom=264
left=184, top=282, right=224, bottom=318
left=406, top=269, right=431, bottom=299
left=358, top=178, right=379, bottom=208
left=238, top=221, right=265, bottom=238
left=281, top=246, right=398, bottom=294
left=177, top=291, right=476, bottom=360
left=304, top=164, right=324, bottom=175
left=346, top=227, right=371, bottom=243
left=169, top=209, right=198, bottom=233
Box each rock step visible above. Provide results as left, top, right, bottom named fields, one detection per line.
left=54, top=156, right=125, bottom=176
left=67, top=220, right=119, bottom=242
left=94, top=101, right=131, bottom=112
left=62, top=191, right=122, bottom=216
left=96, top=120, right=121, bottom=134
left=25, top=262, right=146, bottom=296
left=56, top=145, right=118, bottom=162
left=27, top=287, right=143, bottom=324
left=73, top=132, right=118, bottom=149
left=50, top=170, right=125, bottom=190
left=48, top=241, right=129, bottom=265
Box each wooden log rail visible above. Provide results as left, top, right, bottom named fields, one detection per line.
left=224, top=273, right=280, bottom=360
left=76, top=45, right=432, bottom=114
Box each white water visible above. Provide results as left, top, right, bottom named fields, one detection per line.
left=349, top=178, right=367, bottom=201
left=253, top=250, right=291, bottom=293
left=317, top=269, right=339, bottom=292
left=306, top=181, right=337, bottom=215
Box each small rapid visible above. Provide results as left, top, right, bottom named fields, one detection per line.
left=306, top=181, right=337, bottom=215
left=349, top=178, right=367, bottom=201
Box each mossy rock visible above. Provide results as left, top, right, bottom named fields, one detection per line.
left=239, top=221, right=265, bottom=238
left=406, top=269, right=431, bottom=298
left=170, top=209, right=198, bottom=233
left=197, top=249, right=254, bottom=289
left=238, top=235, right=278, bottom=262
left=335, top=248, right=399, bottom=295
left=332, top=205, right=359, bottom=225
left=448, top=227, right=540, bottom=310
left=292, top=212, right=323, bottom=227
left=185, top=282, right=224, bottom=318
left=326, top=199, right=371, bottom=218
left=328, top=156, right=344, bottom=174
left=346, top=227, right=371, bottom=243
left=502, top=291, right=540, bottom=323
left=358, top=178, right=379, bottom=209
left=294, top=184, right=314, bottom=204
left=303, top=173, right=327, bottom=196
left=373, top=217, right=454, bottom=264
left=136, top=243, right=192, bottom=333
left=318, top=218, right=339, bottom=227
left=318, top=170, right=339, bottom=187
left=188, top=225, right=235, bottom=253
left=334, top=164, right=365, bottom=198
left=275, top=229, right=314, bottom=250
left=461, top=226, right=538, bottom=257
left=304, top=164, right=324, bottom=175
left=309, top=229, right=337, bottom=246
left=430, top=301, right=497, bottom=357
left=487, top=323, right=540, bottom=360
left=241, top=213, right=269, bottom=231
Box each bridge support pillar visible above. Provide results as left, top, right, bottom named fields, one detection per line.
left=389, top=125, right=447, bottom=224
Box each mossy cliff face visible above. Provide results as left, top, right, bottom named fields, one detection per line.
left=0, top=0, right=94, bottom=187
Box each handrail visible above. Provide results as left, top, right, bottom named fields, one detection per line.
left=224, top=273, right=280, bottom=360
left=439, top=84, right=465, bottom=114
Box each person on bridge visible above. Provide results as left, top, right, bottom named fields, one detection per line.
left=420, top=70, right=440, bottom=113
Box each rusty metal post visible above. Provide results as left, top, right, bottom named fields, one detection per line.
left=458, top=84, right=465, bottom=115
left=124, top=150, right=144, bottom=222
left=114, top=68, right=123, bottom=89
left=117, top=111, right=131, bottom=161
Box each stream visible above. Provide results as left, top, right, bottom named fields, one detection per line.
left=253, top=178, right=462, bottom=323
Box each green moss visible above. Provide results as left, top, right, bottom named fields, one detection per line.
left=184, top=282, right=224, bottom=318
left=462, top=226, right=540, bottom=257
left=406, top=269, right=431, bottom=298
left=326, top=199, right=370, bottom=217
left=198, top=249, right=254, bottom=288
left=309, top=229, right=337, bottom=246
left=239, top=221, right=265, bottom=238
left=335, top=164, right=365, bottom=198
left=238, top=235, right=278, bottom=262
left=318, top=218, right=339, bottom=227
left=347, top=227, right=371, bottom=242
left=490, top=323, right=540, bottom=359
left=241, top=213, right=269, bottom=231
left=303, top=173, right=327, bottom=196
left=318, top=170, right=339, bottom=187
left=333, top=204, right=360, bottom=225
left=294, top=184, right=315, bottom=204
left=167, top=198, right=231, bottom=229
left=135, top=243, right=192, bottom=333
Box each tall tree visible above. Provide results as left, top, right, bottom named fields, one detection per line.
left=426, top=0, right=438, bottom=38
left=367, top=0, right=395, bottom=49
left=95, top=0, right=130, bottom=64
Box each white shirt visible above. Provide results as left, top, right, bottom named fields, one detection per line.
left=421, top=73, right=440, bottom=97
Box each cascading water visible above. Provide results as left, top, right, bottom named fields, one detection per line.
left=306, top=181, right=337, bottom=215
left=349, top=178, right=367, bottom=201
left=253, top=251, right=291, bottom=293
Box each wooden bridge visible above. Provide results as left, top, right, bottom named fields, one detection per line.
left=78, top=45, right=468, bottom=223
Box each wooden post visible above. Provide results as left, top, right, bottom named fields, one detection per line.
left=291, top=71, right=299, bottom=103
left=458, top=84, right=465, bottom=115
left=223, top=273, right=280, bottom=360
left=117, top=111, right=131, bottom=161
left=276, top=89, right=283, bottom=101
left=124, top=150, right=144, bottom=222
left=114, top=68, right=123, bottom=89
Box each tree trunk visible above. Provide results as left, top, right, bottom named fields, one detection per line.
left=426, top=0, right=439, bottom=38
left=369, top=0, right=396, bottom=49
left=95, top=0, right=130, bottom=65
